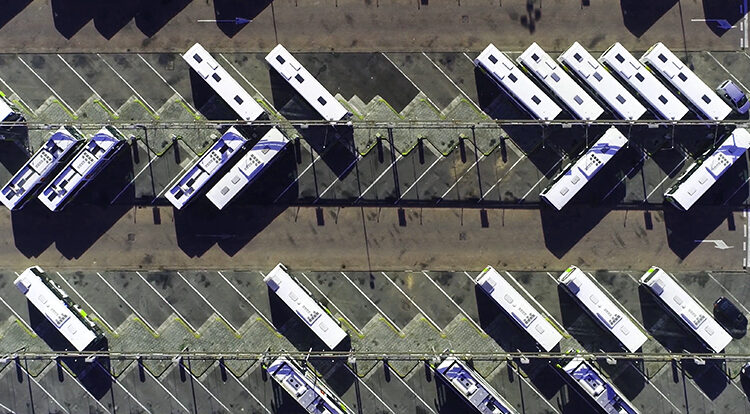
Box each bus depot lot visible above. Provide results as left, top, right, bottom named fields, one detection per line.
left=2, top=51, right=750, bottom=211
left=1, top=269, right=750, bottom=413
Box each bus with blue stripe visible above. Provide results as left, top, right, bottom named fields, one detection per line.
left=266, top=355, right=351, bottom=414
left=435, top=356, right=518, bottom=414
left=560, top=356, right=641, bottom=414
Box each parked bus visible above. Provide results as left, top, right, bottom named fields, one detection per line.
left=559, top=356, right=641, bottom=414
left=435, top=356, right=518, bottom=414
left=266, top=355, right=352, bottom=414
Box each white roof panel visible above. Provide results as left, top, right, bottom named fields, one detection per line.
left=0, top=127, right=83, bottom=210
left=267, top=356, right=350, bottom=414
left=559, top=42, right=646, bottom=120
left=517, top=43, right=604, bottom=120
left=641, top=43, right=731, bottom=121
left=541, top=127, right=628, bottom=210
left=436, top=357, right=518, bottom=414
left=206, top=127, right=289, bottom=210
left=265, top=44, right=350, bottom=121
left=182, top=43, right=265, bottom=122
left=665, top=128, right=750, bottom=210
left=599, top=43, right=689, bottom=120
left=474, top=43, right=562, bottom=121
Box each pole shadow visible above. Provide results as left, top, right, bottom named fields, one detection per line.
left=213, top=0, right=273, bottom=37
left=620, top=0, right=679, bottom=38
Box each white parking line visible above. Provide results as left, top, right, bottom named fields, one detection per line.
left=421, top=51, right=482, bottom=111
left=357, top=153, right=404, bottom=201
left=95, top=361, right=152, bottom=414
left=602, top=150, right=647, bottom=200
left=0, top=296, right=32, bottom=333
left=438, top=152, right=485, bottom=202
left=177, top=271, right=239, bottom=334
left=463, top=271, right=476, bottom=282
left=217, top=271, right=275, bottom=329
left=0, top=73, right=32, bottom=111
left=111, top=142, right=159, bottom=203
left=422, top=271, right=484, bottom=334
left=315, top=154, right=362, bottom=202
left=57, top=362, right=112, bottom=414
left=54, top=272, right=117, bottom=334
left=57, top=54, right=117, bottom=116
left=344, top=364, right=396, bottom=414
left=723, top=175, right=750, bottom=205
left=224, top=364, right=271, bottom=414
left=219, top=54, right=272, bottom=104
left=706, top=271, right=750, bottom=316
left=17, top=56, right=76, bottom=116
left=643, top=374, right=683, bottom=413
left=340, top=271, right=401, bottom=331
left=142, top=364, right=190, bottom=413
left=645, top=154, right=688, bottom=200
left=711, top=51, right=749, bottom=91
left=381, top=271, right=442, bottom=331
left=273, top=152, right=323, bottom=203
left=135, top=271, right=198, bottom=333
left=96, top=272, right=157, bottom=334
left=137, top=54, right=196, bottom=113
left=624, top=272, right=639, bottom=284
left=394, top=365, right=436, bottom=414
left=299, top=272, right=362, bottom=334
left=519, top=158, right=563, bottom=202
left=462, top=52, right=475, bottom=64
left=97, top=53, right=157, bottom=114
left=17, top=362, right=70, bottom=414
left=0, top=400, right=12, bottom=413
left=396, top=156, right=442, bottom=202
left=478, top=155, right=526, bottom=202
left=516, top=371, right=560, bottom=414
left=381, top=52, right=440, bottom=110
left=179, top=360, right=232, bottom=412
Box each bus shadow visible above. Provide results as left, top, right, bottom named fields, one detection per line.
left=474, top=284, right=547, bottom=353
left=434, top=366, right=476, bottom=414
left=0, top=137, right=30, bottom=176
left=620, top=0, right=678, bottom=38
left=638, top=285, right=711, bottom=353
left=213, top=0, right=272, bottom=37
left=0, top=0, right=30, bottom=29
left=540, top=205, right=613, bottom=259
left=680, top=357, right=729, bottom=400
left=188, top=68, right=243, bottom=121
left=662, top=204, right=733, bottom=259
left=703, top=0, right=748, bottom=36
left=11, top=146, right=133, bottom=259
left=557, top=285, right=629, bottom=353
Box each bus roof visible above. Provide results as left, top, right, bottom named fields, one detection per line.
left=14, top=266, right=98, bottom=351
left=267, top=355, right=351, bottom=414
left=436, top=356, right=518, bottom=414
left=665, top=127, right=750, bottom=210
left=540, top=127, right=627, bottom=210
left=265, top=44, right=350, bottom=121
left=474, top=43, right=562, bottom=121
left=165, top=127, right=247, bottom=209
left=599, top=43, right=689, bottom=121
left=206, top=127, right=289, bottom=210
left=640, top=266, right=732, bottom=353
left=517, top=43, right=604, bottom=120
left=39, top=127, right=125, bottom=211
left=182, top=43, right=265, bottom=122
left=263, top=263, right=347, bottom=350
left=475, top=266, right=562, bottom=351
left=0, top=127, right=83, bottom=210
left=641, top=43, right=731, bottom=121
left=558, top=266, right=647, bottom=352
left=559, top=42, right=646, bottom=120
left=562, top=356, right=641, bottom=414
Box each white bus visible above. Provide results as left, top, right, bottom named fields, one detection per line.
left=475, top=266, right=562, bottom=351
left=263, top=263, right=347, bottom=350
left=474, top=43, right=562, bottom=121
left=266, top=355, right=352, bottom=414
left=558, top=266, right=647, bottom=352
left=435, top=356, right=518, bottom=414
left=39, top=126, right=127, bottom=211
left=165, top=127, right=247, bottom=209
left=265, top=44, right=350, bottom=121
left=558, top=42, right=646, bottom=120
left=540, top=127, right=628, bottom=210
left=640, top=267, right=732, bottom=353
left=0, top=94, right=22, bottom=125
left=560, top=356, right=641, bottom=414
left=641, top=42, right=731, bottom=121
left=205, top=127, right=289, bottom=210
left=182, top=43, right=265, bottom=122
left=517, top=43, right=604, bottom=120
left=599, top=43, right=689, bottom=121
left=0, top=126, right=85, bottom=210
left=14, top=266, right=103, bottom=351
left=664, top=127, right=750, bottom=210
